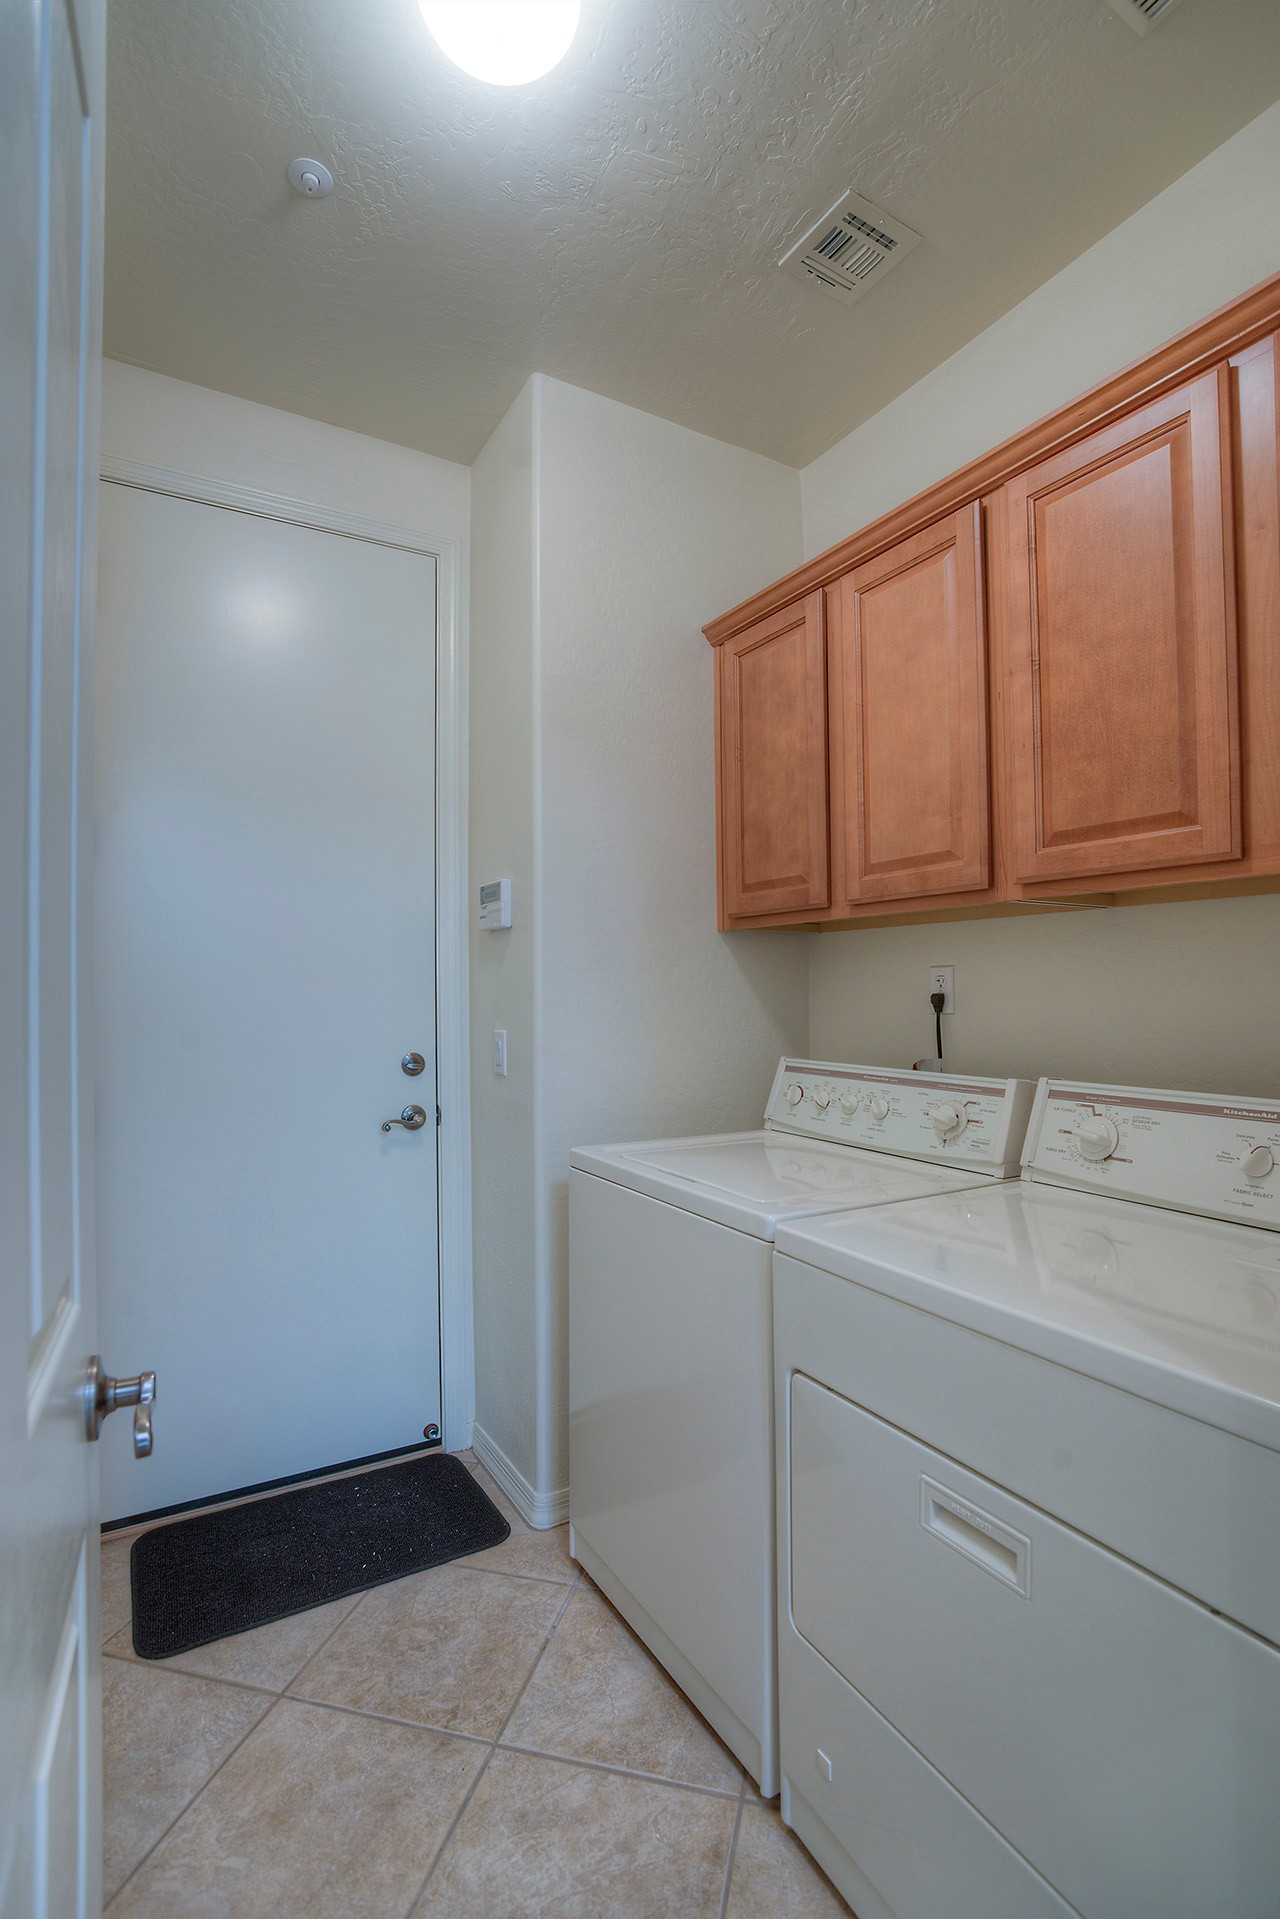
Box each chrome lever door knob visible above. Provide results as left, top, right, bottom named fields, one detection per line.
left=382, top=1105, right=428, bottom=1133
left=85, top=1357, right=157, bottom=1456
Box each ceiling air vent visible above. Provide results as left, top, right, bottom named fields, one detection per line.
left=1104, top=0, right=1182, bottom=33
left=779, top=190, right=921, bottom=309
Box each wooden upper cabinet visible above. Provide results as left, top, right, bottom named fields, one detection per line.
left=828, top=504, right=990, bottom=906
left=705, top=275, right=1280, bottom=928
left=716, top=591, right=829, bottom=922
left=1005, top=368, right=1241, bottom=885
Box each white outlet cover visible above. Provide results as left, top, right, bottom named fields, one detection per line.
left=929, top=965, right=955, bottom=1015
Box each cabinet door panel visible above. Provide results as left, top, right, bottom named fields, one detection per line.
left=718, top=592, right=828, bottom=921
left=831, top=505, right=989, bottom=905
left=1006, top=369, right=1239, bottom=883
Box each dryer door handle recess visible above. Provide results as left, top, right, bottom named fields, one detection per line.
left=920, top=1477, right=1031, bottom=1597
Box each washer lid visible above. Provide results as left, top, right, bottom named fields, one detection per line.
left=571, top=1131, right=991, bottom=1239
left=776, top=1181, right=1280, bottom=1450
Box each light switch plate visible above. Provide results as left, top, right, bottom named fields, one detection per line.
left=493, top=1029, right=508, bottom=1076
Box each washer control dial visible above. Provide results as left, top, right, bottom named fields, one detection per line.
left=868, top=1093, right=890, bottom=1121
left=785, top=1083, right=804, bottom=1107
left=838, top=1091, right=859, bottom=1115
left=924, top=1102, right=966, bottom=1143
left=1072, top=1115, right=1119, bottom=1162
left=813, top=1088, right=831, bottom=1111
left=1240, top=1144, right=1276, bottom=1183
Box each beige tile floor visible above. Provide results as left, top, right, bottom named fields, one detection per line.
left=102, top=1453, right=851, bottom=1918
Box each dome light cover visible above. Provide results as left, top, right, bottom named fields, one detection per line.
left=419, top=2, right=582, bottom=86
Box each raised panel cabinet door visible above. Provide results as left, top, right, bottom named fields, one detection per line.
left=829, top=504, right=990, bottom=905
left=1006, top=368, right=1240, bottom=884
left=717, top=592, right=829, bottom=921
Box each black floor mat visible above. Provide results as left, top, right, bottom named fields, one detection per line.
left=129, top=1453, right=510, bottom=1660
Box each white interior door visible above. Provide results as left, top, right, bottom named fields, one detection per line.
left=94, top=487, right=441, bottom=1523
left=0, top=0, right=105, bottom=1912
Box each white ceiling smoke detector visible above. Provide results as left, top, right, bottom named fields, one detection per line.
left=779, top=190, right=921, bottom=309
left=1104, top=0, right=1182, bottom=32
left=287, top=158, right=334, bottom=197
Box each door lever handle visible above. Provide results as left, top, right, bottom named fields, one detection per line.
left=84, top=1357, right=156, bottom=1457
left=382, top=1105, right=428, bottom=1133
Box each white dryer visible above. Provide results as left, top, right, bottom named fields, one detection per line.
left=774, top=1076, right=1280, bottom=1919
left=568, top=1058, right=1034, bottom=1795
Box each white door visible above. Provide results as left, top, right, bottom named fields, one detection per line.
left=94, top=488, right=442, bottom=1522
left=0, top=0, right=105, bottom=1913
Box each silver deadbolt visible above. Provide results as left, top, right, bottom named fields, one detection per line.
left=382, top=1104, right=428, bottom=1133
left=85, top=1356, right=156, bottom=1457
left=401, top=1052, right=426, bottom=1077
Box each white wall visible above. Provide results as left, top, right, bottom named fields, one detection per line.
left=802, top=100, right=1280, bottom=556
left=534, top=377, right=810, bottom=1500
left=802, top=100, right=1280, bottom=1100
left=468, top=381, right=539, bottom=1494
left=810, top=899, right=1280, bottom=1097
left=101, top=360, right=469, bottom=541
left=469, top=375, right=809, bottom=1514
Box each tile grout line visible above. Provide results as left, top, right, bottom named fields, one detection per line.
left=105, top=1551, right=579, bottom=1727
left=112, top=1633, right=749, bottom=1804
left=285, top=1562, right=579, bottom=1726
left=108, top=1546, right=759, bottom=1911
left=402, top=1572, right=584, bottom=1917
left=487, top=1564, right=749, bottom=1801
left=718, top=1775, right=750, bottom=1919
left=280, top=1579, right=385, bottom=1698
left=102, top=1453, right=579, bottom=1909
left=103, top=1587, right=377, bottom=1907
left=272, top=1693, right=495, bottom=1748
left=101, top=1648, right=280, bottom=1704
left=107, top=1558, right=575, bottom=1691
left=492, top=1741, right=746, bottom=1802
left=399, top=1742, right=498, bottom=1919
left=404, top=1557, right=579, bottom=1591
left=103, top=1692, right=284, bottom=1911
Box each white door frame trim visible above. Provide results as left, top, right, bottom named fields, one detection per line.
left=97, top=456, right=475, bottom=1455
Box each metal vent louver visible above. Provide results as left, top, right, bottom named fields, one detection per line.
left=779, top=190, right=921, bottom=309
left=1104, top=0, right=1182, bottom=34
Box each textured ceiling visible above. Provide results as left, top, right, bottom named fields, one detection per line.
left=104, top=0, right=1280, bottom=467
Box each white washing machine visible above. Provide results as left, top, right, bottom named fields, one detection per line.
left=568, top=1057, right=1035, bottom=1794
left=774, top=1076, right=1280, bottom=1919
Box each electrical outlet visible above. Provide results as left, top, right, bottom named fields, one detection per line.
left=928, top=966, right=955, bottom=1015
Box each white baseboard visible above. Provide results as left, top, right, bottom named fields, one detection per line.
left=471, top=1423, right=568, bottom=1530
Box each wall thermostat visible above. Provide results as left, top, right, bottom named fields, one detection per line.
left=478, top=879, right=512, bottom=930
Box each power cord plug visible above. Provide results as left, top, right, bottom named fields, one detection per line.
left=930, top=990, right=946, bottom=1066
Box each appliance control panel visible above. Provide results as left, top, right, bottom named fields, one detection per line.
left=763, top=1059, right=1035, bottom=1176
left=1023, top=1080, right=1280, bottom=1229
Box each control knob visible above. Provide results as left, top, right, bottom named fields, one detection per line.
left=813, top=1088, right=831, bottom=1111
left=868, top=1093, right=890, bottom=1122
left=924, top=1102, right=967, bottom=1143
left=838, top=1091, right=859, bottom=1115
left=1072, top=1115, right=1119, bottom=1162
left=785, top=1083, right=804, bottom=1107
left=1240, top=1144, right=1276, bottom=1183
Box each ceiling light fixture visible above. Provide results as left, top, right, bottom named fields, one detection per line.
left=418, top=1, right=582, bottom=87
